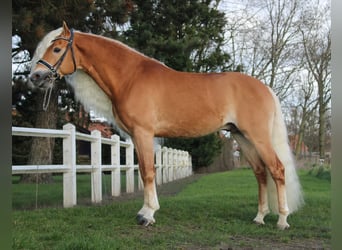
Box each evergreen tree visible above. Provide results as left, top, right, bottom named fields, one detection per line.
left=12, top=0, right=131, bottom=182
left=123, top=0, right=233, bottom=168
left=124, top=0, right=230, bottom=72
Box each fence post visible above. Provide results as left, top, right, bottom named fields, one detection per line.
left=185, top=151, right=189, bottom=177
left=178, top=150, right=182, bottom=178
left=138, top=170, right=144, bottom=190
left=170, top=149, right=175, bottom=182
left=188, top=154, right=192, bottom=176
left=63, top=123, right=77, bottom=207
left=165, top=148, right=170, bottom=183
left=168, top=148, right=173, bottom=182
left=91, top=130, right=102, bottom=203
left=126, top=138, right=134, bottom=193
left=182, top=150, right=187, bottom=178
left=155, top=145, right=162, bottom=186
left=111, top=134, right=121, bottom=196
left=178, top=150, right=183, bottom=179
left=175, top=150, right=180, bottom=180
left=162, top=147, right=168, bottom=183
left=173, top=149, right=177, bottom=180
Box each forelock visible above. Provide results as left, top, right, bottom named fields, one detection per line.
left=30, top=27, right=63, bottom=72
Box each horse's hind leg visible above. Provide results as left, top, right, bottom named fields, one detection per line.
left=231, top=131, right=270, bottom=225
left=247, top=135, right=290, bottom=229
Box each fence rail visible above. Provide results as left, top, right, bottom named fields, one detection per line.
left=12, top=123, right=192, bottom=207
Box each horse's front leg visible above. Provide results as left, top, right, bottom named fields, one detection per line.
left=132, top=129, right=160, bottom=226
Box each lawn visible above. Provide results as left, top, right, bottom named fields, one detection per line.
left=12, top=172, right=140, bottom=209
left=12, top=169, right=330, bottom=249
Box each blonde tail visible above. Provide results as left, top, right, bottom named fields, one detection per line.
left=267, top=87, right=304, bottom=214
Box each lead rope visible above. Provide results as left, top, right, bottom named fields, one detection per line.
left=42, top=84, right=53, bottom=111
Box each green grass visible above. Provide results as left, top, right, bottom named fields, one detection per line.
left=12, top=169, right=330, bottom=249
left=12, top=172, right=140, bottom=209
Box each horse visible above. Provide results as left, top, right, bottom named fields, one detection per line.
left=30, top=22, right=303, bottom=229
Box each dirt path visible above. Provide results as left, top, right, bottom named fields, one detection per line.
left=217, top=236, right=330, bottom=250
left=103, top=173, right=204, bottom=203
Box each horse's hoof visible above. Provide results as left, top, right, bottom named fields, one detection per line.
left=136, top=214, right=146, bottom=225
left=277, top=214, right=290, bottom=230
left=253, top=213, right=267, bottom=225
left=136, top=214, right=153, bottom=227
left=277, top=222, right=290, bottom=230
left=253, top=218, right=265, bottom=225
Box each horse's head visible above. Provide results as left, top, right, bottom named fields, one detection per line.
left=29, top=22, right=77, bottom=89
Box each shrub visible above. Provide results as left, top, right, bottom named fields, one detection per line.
left=308, top=163, right=331, bottom=181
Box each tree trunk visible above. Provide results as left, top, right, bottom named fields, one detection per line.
left=209, top=136, right=234, bottom=172
left=318, top=100, right=326, bottom=159
left=317, top=76, right=326, bottom=160
left=295, top=107, right=306, bottom=159
left=295, top=133, right=304, bottom=159
left=20, top=86, right=59, bottom=184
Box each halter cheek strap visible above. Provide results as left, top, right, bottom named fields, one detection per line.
left=37, top=28, right=77, bottom=78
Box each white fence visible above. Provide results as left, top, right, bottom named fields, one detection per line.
left=12, top=123, right=192, bottom=207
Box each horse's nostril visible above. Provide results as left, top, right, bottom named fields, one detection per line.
left=30, top=72, right=41, bottom=83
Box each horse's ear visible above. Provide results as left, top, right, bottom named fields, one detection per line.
left=62, top=21, right=70, bottom=36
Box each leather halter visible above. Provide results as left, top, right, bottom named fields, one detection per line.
left=37, top=28, right=77, bottom=78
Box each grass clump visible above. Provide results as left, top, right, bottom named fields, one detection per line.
left=308, top=163, right=331, bottom=181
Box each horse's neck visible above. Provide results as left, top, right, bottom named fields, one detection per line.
left=74, top=32, right=141, bottom=99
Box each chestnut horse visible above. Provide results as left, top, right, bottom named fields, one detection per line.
left=30, top=22, right=303, bottom=229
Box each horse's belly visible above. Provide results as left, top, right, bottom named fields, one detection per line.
left=154, top=115, right=226, bottom=138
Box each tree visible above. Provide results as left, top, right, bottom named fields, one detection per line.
left=12, top=0, right=131, bottom=183
left=299, top=0, right=331, bottom=159
left=281, top=67, right=318, bottom=157
left=123, top=0, right=232, bottom=169
left=124, top=0, right=231, bottom=72
left=222, top=0, right=331, bottom=160
left=224, top=0, right=304, bottom=101
left=293, top=75, right=317, bottom=158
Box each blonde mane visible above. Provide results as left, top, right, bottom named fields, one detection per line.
left=31, top=28, right=119, bottom=132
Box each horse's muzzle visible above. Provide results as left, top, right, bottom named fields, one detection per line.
left=29, top=70, right=54, bottom=88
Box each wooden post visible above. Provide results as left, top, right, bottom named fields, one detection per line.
left=138, top=169, right=144, bottom=190
left=179, top=150, right=184, bottom=179
left=162, top=147, right=168, bottom=183
left=178, top=150, right=182, bottom=178
left=111, top=134, right=121, bottom=196
left=188, top=154, right=192, bottom=176
left=175, top=150, right=180, bottom=180
left=155, top=145, right=162, bottom=185
left=62, top=123, right=77, bottom=207
left=169, top=149, right=175, bottom=182
left=126, top=138, right=134, bottom=193
left=182, top=150, right=187, bottom=178
left=174, top=149, right=177, bottom=180
left=91, top=130, right=102, bottom=203
left=168, top=148, right=173, bottom=182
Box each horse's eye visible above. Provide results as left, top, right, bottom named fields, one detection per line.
left=53, top=47, right=61, bottom=53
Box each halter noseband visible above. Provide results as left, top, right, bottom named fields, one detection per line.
left=37, top=28, right=76, bottom=78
